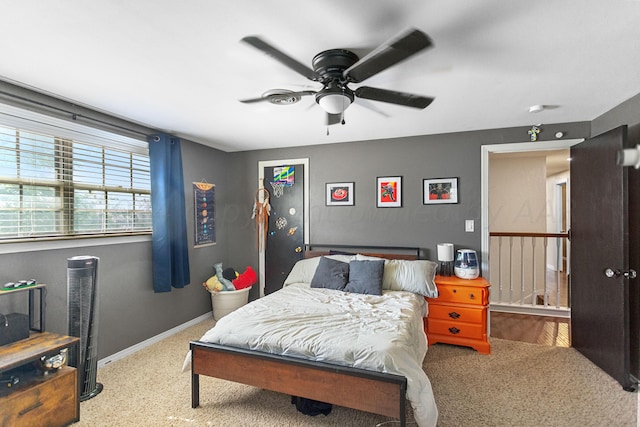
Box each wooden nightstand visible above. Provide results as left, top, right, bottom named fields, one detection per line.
left=424, top=275, right=491, bottom=354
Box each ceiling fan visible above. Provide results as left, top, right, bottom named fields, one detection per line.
left=239, top=28, right=435, bottom=126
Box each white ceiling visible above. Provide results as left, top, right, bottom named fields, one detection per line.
left=2, top=1, right=640, bottom=152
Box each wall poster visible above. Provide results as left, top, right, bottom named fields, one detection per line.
left=193, top=181, right=215, bottom=247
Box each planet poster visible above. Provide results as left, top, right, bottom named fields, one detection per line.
left=193, top=182, right=216, bottom=247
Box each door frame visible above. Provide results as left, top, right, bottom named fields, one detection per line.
left=257, top=158, right=309, bottom=297
left=554, top=180, right=568, bottom=272
left=480, top=139, right=584, bottom=289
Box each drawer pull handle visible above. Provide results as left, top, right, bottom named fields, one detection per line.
left=469, top=293, right=475, bottom=299
left=448, top=327, right=461, bottom=335
left=19, top=401, right=43, bottom=416
left=448, top=312, right=461, bottom=319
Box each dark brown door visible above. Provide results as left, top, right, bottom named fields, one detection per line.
left=570, top=125, right=634, bottom=390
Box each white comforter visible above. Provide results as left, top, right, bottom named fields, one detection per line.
left=188, top=283, right=438, bottom=427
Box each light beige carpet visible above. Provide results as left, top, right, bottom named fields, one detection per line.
left=73, top=319, right=637, bottom=426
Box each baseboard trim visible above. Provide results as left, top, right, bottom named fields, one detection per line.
left=97, top=311, right=212, bottom=368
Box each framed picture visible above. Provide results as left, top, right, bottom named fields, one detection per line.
left=326, top=182, right=354, bottom=206
left=423, top=177, right=459, bottom=204
left=377, top=176, right=402, bottom=207
left=193, top=181, right=216, bottom=247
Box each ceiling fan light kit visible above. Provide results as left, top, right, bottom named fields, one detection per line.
left=240, top=28, right=435, bottom=127
left=315, top=80, right=354, bottom=114
left=317, top=92, right=352, bottom=115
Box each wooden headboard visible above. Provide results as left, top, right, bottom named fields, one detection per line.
left=304, top=244, right=421, bottom=260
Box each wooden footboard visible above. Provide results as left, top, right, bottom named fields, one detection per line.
left=190, top=341, right=407, bottom=426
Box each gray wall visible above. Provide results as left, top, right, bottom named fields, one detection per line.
left=227, top=122, right=590, bottom=270
left=592, top=92, right=640, bottom=137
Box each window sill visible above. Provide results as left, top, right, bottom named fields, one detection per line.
left=0, top=234, right=152, bottom=255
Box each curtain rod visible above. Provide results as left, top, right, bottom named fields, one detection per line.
left=0, top=88, right=153, bottom=139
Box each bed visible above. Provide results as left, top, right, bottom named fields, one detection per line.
left=186, top=245, right=439, bottom=427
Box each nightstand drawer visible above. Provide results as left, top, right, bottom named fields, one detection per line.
left=428, top=304, right=484, bottom=323
left=428, top=318, right=484, bottom=340
left=436, top=284, right=487, bottom=305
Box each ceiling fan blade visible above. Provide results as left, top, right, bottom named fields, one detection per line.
left=326, top=113, right=342, bottom=126
left=240, top=90, right=317, bottom=104
left=355, top=86, right=434, bottom=109
left=344, top=29, right=433, bottom=83
left=242, top=36, right=321, bottom=81
left=239, top=96, right=271, bottom=104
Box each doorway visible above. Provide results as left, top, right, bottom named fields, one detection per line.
left=481, top=139, right=583, bottom=317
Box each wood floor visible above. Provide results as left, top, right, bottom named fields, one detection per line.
left=490, top=312, right=571, bottom=348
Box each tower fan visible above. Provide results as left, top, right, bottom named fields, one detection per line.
left=67, top=255, right=103, bottom=401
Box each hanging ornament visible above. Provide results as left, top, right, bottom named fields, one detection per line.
left=289, top=207, right=296, bottom=216
left=528, top=125, right=541, bottom=142
left=275, top=216, right=287, bottom=229
left=295, top=246, right=302, bottom=253
left=252, top=185, right=271, bottom=251
left=287, top=226, right=298, bottom=236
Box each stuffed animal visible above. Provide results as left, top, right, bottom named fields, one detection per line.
left=232, top=266, right=257, bottom=290
left=205, top=263, right=257, bottom=293
left=222, top=267, right=237, bottom=282
left=203, top=275, right=224, bottom=292
left=213, top=262, right=236, bottom=291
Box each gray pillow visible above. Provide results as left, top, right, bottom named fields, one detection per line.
left=344, top=260, right=385, bottom=295
left=310, top=257, right=350, bottom=290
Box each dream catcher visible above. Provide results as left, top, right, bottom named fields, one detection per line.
left=251, top=184, right=271, bottom=251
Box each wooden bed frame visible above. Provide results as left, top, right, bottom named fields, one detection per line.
left=190, top=244, right=422, bottom=426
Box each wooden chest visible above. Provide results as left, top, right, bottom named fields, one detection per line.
left=0, top=332, right=80, bottom=427
left=425, top=275, right=491, bottom=354
left=0, top=366, right=78, bottom=427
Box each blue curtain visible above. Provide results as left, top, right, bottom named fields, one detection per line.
left=148, top=133, right=190, bottom=292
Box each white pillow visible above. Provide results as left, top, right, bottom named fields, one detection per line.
left=383, top=259, right=438, bottom=297
left=283, top=255, right=354, bottom=286
left=355, top=254, right=438, bottom=297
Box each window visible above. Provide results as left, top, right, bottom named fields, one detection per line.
left=0, top=104, right=151, bottom=240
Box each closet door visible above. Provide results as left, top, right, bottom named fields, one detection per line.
left=260, top=161, right=307, bottom=295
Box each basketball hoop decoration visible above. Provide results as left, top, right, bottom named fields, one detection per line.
left=252, top=185, right=271, bottom=251
left=270, top=180, right=285, bottom=198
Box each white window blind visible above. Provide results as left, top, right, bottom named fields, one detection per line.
left=0, top=103, right=151, bottom=240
